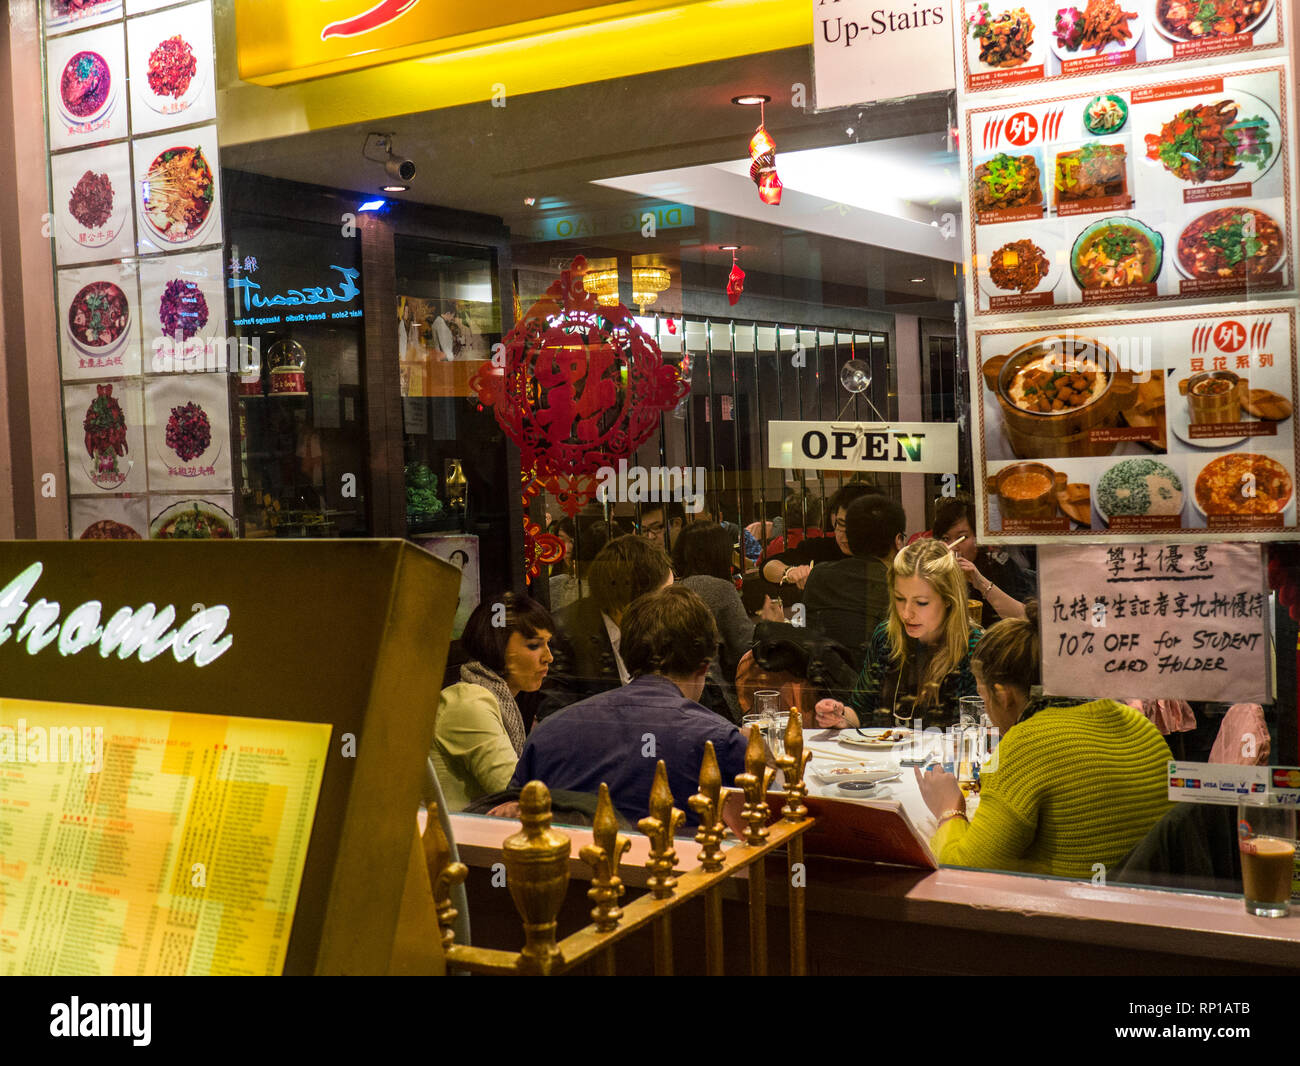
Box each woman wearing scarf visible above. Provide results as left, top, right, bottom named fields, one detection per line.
left=431, top=593, right=555, bottom=810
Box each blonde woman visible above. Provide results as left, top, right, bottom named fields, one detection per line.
left=815, top=539, right=981, bottom=729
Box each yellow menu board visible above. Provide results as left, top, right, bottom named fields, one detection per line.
left=0, top=698, right=330, bottom=976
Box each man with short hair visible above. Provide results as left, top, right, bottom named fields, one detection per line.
left=536, top=535, right=673, bottom=720
left=511, top=585, right=748, bottom=827
left=637, top=501, right=685, bottom=552
left=801, top=494, right=907, bottom=670
left=761, top=481, right=876, bottom=591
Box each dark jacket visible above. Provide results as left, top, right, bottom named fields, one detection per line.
left=511, top=674, right=748, bottom=828
left=801, top=555, right=890, bottom=671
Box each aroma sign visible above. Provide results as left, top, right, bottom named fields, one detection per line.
left=0, top=562, right=233, bottom=668
left=768, top=420, right=959, bottom=473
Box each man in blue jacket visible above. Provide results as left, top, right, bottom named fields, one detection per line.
left=511, top=585, right=749, bottom=827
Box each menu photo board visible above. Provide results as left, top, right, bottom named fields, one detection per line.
left=965, top=64, right=1296, bottom=315
left=957, top=0, right=1286, bottom=93
left=974, top=302, right=1298, bottom=540
left=1037, top=541, right=1272, bottom=702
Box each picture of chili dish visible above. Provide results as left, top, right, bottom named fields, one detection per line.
left=1177, top=208, right=1283, bottom=280
left=1195, top=453, right=1292, bottom=515
left=988, top=239, right=1050, bottom=293
left=975, top=153, right=1042, bottom=211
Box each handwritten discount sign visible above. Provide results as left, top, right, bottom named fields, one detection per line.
left=1038, top=543, right=1271, bottom=704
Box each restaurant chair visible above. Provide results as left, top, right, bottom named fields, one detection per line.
left=1111, top=803, right=1241, bottom=896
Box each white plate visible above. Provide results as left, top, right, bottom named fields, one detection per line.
left=977, top=238, right=1063, bottom=301
left=56, top=50, right=117, bottom=127
left=1135, top=88, right=1282, bottom=191
left=1151, top=0, right=1275, bottom=43
left=140, top=35, right=206, bottom=117
left=809, top=764, right=895, bottom=786
left=1168, top=400, right=1248, bottom=449
left=1092, top=457, right=1186, bottom=525
left=1048, top=7, right=1144, bottom=62
left=838, top=729, right=913, bottom=750
left=1186, top=451, right=1296, bottom=522
left=149, top=499, right=236, bottom=539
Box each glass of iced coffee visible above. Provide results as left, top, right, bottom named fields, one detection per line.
left=1238, top=797, right=1297, bottom=918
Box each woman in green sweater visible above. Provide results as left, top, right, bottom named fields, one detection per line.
left=915, top=602, right=1173, bottom=880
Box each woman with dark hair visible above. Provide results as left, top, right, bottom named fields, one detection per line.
left=431, top=592, right=555, bottom=811
left=932, top=497, right=1032, bottom=623
left=671, top=521, right=753, bottom=681
left=914, top=602, right=1172, bottom=879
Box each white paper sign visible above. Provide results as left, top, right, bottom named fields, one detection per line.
left=813, top=0, right=956, bottom=110
left=1038, top=543, right=1271, bottom=703
left=768, top=420, right=959, bottom=473
left=1167, top=762, right=1269, bottom=805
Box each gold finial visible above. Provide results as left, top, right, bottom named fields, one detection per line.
left=777, top=707, right=811, bottom=822
left=689, top=741, right=728, bottom=872
left=502, top=781, right=572, bottom=974
left=735, top=720, right=774, bottom=846
left=637, top=761, right=685, bottom=900
left=422, top=796, right=469, bottom=949
left=578, top=783, right=631, bottom=932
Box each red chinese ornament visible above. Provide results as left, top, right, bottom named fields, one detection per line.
left=726, top=250, right=745, bottom=306
left=746, top=101, right=783, bottom=207
left=471, top=256, right=689, bottom=577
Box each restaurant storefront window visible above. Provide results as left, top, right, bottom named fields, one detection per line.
left=2, top=0, right=1298, bottom=977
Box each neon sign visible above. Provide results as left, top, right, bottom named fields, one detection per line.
left=228, top=264, right=361, bottom=314
left=0, top=562, right=233, bottom=667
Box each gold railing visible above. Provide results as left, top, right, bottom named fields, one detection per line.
left=424, top=708, right=815, bottom=975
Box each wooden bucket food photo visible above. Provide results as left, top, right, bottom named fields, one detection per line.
left=992, top=461, right=1067, bottom=520
left=982, top=335, right=1138, bottom=459
left=1179, top=370, right=1243, bottom=425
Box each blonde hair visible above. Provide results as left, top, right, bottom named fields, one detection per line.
left=886, top=539, right=971, bottom=710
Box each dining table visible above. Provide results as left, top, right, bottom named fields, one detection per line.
left=774, top=724, right=987, bottom=844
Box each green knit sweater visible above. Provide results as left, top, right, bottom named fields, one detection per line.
left=932, top=699, right=1174, bottom=880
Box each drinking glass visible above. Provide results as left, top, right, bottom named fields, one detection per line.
left=754, top=690, right=784, bottom=757
left=1238, top=797, right=1297, bottom=918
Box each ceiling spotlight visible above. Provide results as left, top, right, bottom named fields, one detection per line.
left=382, top=184, right=408, bottom=193
left=910, top=277, right=926, bottom=283
left=357, top=199, right=386, bottom=213
left=721, top=244, right=740, bottom=251
left=731, top=93, right=771, bottom=106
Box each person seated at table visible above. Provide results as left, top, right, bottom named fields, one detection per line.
left=913, top=602, right=1174, bottom=880
left=932, top=498, right=1033, bottom=624
left=740, top=574, right=786, bottom=624
left=801, top=494, right=906, bottom=671
left=814, top=538, right=981, bottom=730
left=538, top=535, right=673, bottom=719
left=430, top=592, right=555, bottom=811
left=510, top=585, right=748, bottom=828
left=672, top=520, right=753, bottom=680
left=760, top=482, right=877, bottom=592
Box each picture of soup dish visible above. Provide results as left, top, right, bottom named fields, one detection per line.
left=1177, top=208, right=1284, bottom=280
left=1192, top=378, right=1233, bottom=396
left=1195, top=453, right=1292, bottom=515
left=1072, top=220, right=1162, bottom=289
left=1000, top=470, right=1054, bottom=499
left=1007, top=351, right=1106, bottom=413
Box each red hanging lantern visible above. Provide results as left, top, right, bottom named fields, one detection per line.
left=471, top=256, right=689, bottom=576
left=726, top=249, right=745, bottom=306
left=747, top=101, right=783, bottom=207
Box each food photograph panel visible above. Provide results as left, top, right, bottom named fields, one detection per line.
left=147, top=493, right=236, bottom=539
left=46, top=22, right=128, bottom=151
left=126, top=1, right=216, bottom=137
left=70, top=495, right=149, bottom=540
left=143, top=373, right=232, bottom=492
left=973, top=303, right=1299, bottom=540
left=131, top=123, right=222, bottom=254
left=958, top=0, right=1285, bottom=93
left=45, top=0, right=123, bottom=36
left=138, top=248, right=227, bottom=374
left=965, top=65, right=1296, bottom=315
left=57, top=261, right=142, bottom=380
left=50, top=141, right=135, bottom=266
left=64, top=380, right=147, bottom=495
